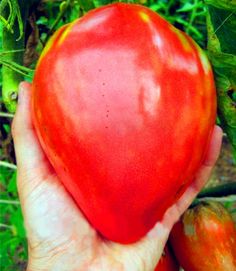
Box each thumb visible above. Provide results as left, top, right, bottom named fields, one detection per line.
left=12, top=82, right=54, bottom=186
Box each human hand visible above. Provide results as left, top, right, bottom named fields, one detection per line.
left=12, top=82, right=222, bottom=271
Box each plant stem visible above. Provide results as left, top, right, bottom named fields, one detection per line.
left=197, top=183, right=236, bottom=198
left=0, top=112, right=14, bottom=118
left=0, top=199, right=20, bottom=204
left=192, top=195, right=236, bottom=207
left=2, top=0, right=29, bottom=113
left=44, top=0, right=71, bottom=44
left=186, top=0, right=198, bottom=35
left=0, top=223, right=14, bottom=230
left=0, top=161, right=17, bottom=170
left=2, top=0, right=35, bottom=113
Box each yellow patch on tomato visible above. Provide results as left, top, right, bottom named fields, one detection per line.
left=170, top=26, right=192, bottom=53
left=198, top=49, right=211, bottom=74
left=37, top=25, right=68, bottom=67
left=37, top=36, right=55, bottom=66
left=57, top=25, right=72, bottom=46
left=139, top=11, right=150, bottom=23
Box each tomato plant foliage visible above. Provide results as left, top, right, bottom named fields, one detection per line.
left=206, top=0, right=236, bottom=160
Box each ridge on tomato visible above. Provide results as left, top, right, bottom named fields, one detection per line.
left=32, top=3, right=216, bottom=243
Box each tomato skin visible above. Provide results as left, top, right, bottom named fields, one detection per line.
left=32, top=3, right=216, bottom=243
left=169, top=201, right=236, bottom=271
left=155, top=245, right=179, bottom=271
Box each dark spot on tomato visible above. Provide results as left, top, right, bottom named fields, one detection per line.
left=43, top=126, right=47, bottom=132
left=175, top=184, right=186, bottom=199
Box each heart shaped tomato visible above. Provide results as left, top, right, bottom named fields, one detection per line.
left=32, top=3, right=216, bottom=243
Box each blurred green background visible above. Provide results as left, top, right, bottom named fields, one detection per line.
left=0, top=0, right=235, bottom=270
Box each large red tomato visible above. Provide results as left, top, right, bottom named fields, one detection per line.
left=169, top=201, right=236, bottom=270
left=32, top=3, right=216, bottom=243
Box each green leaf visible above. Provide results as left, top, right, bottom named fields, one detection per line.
left=0, top=230, right=13, bottom=269
left=149, top=3, right=167, bottom=12
left=36, top=16, right=48, bottom=25
left=93, top=0, right=112, bottom=7
left=0, top=0, right=24, bottom=40
left=3, top=124, right=10, bottom=133
left=177, top=2, right=196, bottom=12
left=10, top=207, right=26, bottom=238
left=7, top=171, right=17, bottom=195
left=205, top=0, right=236, bottom=10
left=208, top=6, right=236, bottom=54
left=206, top=1, right=236, bottom=160
left=77, top=0, right=95, bottom=12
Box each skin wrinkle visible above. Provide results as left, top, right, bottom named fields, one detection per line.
left=18, top=171, right=56, bottom=204
left=28, top=235, right=97, bottom=271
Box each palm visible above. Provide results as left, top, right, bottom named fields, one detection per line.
left=20, top=154, right=168, bottom=271
left=13, top=83, right=222, bottom=271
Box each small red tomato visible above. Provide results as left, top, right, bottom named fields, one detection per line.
left=169, top=201, right=236, bottom=271
left=155, top=245, right=179, bottom=271
left=32, top=3, right=216, bottom=243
